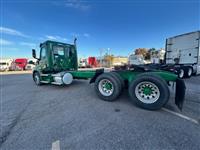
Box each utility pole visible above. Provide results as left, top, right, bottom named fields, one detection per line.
left=100, top=48, right=104, bottom=67
left=107, top=48, right=110, bottom=67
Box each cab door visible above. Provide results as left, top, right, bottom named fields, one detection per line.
left=39, top=46, right=48, bottom=72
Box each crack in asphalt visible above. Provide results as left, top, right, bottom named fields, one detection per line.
left=0, top=98, right=33, bottom=147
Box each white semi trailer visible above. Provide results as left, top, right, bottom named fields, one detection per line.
left=164, top=31, right=200, bottom=78
left=0, top=58, right=14, bottom=71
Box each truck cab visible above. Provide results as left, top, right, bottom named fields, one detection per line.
left=25, top=59, right=37, bottom=70
left=33, top=40, right=78, bottom=74
left=15, top=58, right=28, bottom=70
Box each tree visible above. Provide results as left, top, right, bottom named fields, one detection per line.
left=149, top=48, right=156, bottom=52
left=147, top=48, right=156, bottom=60
left=135, top=48, right=148, bottom=58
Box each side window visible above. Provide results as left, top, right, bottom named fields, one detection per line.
left=40, top=47, right=46, bottom=60
left=69, top=47, right=75, bottom=57
left=53, top=46, right=64, bottom=56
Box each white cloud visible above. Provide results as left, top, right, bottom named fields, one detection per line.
left=0, top=39, right=13, bottom=45
left=2, top=47, right=19, bottom=51
left=46, top=35, right=57, bottom=40
left=51, top=0, right=90, bottom=11
left=65, top=0, right=90, bottom=11
left=0, top=27, right=28, bottom=38
left=71, top=33, right=90, bottom=38
left=45, top=35, right=68, bottom=41
left=83, top=33, right=90, bottom=38
left=20, top=42, right=36, bottom=47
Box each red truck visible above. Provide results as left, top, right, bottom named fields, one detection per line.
left=88, top=57, right=98, bottom=68
left=15, top=58, right=28, bottom=70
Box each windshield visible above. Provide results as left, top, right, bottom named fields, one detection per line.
left=28, top=60, right=35, bottom=64
left=16, top=62, right=23, bottom=64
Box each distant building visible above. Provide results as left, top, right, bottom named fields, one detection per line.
left=150, top=48, right=165, bottom=64
left=112, top=56, right=128, bottom=66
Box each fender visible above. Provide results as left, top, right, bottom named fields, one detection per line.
left=89, top=68, right=104, bottom=83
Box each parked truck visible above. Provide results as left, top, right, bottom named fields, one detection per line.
left=15, top=58, right=28, bottom=70
left=25, top=58, right=37, bottom=70
left=78, top=58, right=87, bottom=68
left=128, top=54, right=147, bottom=65
left=0, top=58, right=14, bottom=71
left=88, top=57, right=98, bottom=68
left=150, top=31, right=200, bottom=78
left=165, top=31, right=200, bottom=77
left=32, top=39, right=185, bottom=111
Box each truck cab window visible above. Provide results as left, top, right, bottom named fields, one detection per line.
left=69, top=47, right=75, bottom=57
left=40, top=47, right=46, bottom=59
left=53, top=46, right=64, bottom=58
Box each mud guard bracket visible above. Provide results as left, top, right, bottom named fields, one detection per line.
left=89, top=68, right=104, bottom=83
left=175, top=78, right=186, bottom=110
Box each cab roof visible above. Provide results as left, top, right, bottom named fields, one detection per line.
left=40, top=40, right=74, bottom=47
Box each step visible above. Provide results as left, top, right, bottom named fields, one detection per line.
left=51, top=74, right=62, bottom=77
left=40, top=74, right=49, bottom=77
left=51, top=82, right=62, bottom=85
left=40, top=81, right=50, bottom=84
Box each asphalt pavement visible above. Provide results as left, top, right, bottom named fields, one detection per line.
left=0, top=74, right=200, bottom=150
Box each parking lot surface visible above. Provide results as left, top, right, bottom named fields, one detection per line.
left=0, top=74, right=200, bottom=150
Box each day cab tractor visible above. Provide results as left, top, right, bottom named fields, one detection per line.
left=32, top=39, right=186, bottom=110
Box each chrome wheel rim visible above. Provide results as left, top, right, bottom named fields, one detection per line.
left=188, top=68, right=192, bottom=76
left=98, top=79, right=114, bottom=96
left=179, top=69, right=184, bottom=78
left=34, top=74, right=40, bottom=85
left=135, top=81, right=160, bottom=104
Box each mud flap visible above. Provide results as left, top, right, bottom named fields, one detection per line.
left=89, top=68, right=104, bottom=83
left=175, top=78, right=186, bottom=110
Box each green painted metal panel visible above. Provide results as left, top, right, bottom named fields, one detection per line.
left=39, top=70, right=97, bottom=82
left=70, top=70, right=96, bottom=79
left=41, top=75, right=52, bottom=82
left=154, top=71, right=177, bottom=81
left=36, top=68, right=177, bottom=84
left=117, top=70, right=177, bottom=84
left=117, top=71, right=140, bottom=83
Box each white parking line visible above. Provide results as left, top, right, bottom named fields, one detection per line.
left=162, top=108, right=199, bottom=125
left=52, top=140, right=60, bottom=150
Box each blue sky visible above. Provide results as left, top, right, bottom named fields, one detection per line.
left=0, top=0, right=199, bottom=58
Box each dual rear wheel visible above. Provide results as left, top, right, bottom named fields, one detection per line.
left=94, top=72, right=123, bottom=101
left=177, top=67, right=193, bottom=78
left=95, top=72, right=170, bottom=110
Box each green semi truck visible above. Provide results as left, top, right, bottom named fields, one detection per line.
left=32, top=39, right=186, bottom=110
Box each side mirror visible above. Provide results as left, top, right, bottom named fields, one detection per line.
left=32, top=49, right=36, bottom=59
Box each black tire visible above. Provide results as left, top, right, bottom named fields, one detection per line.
left=128, top=73, right=170, bottom=110
left=94, top=73, right=122, bottom=101
left=184, top=67, right=193, bottom=78
left=110, top=72, right=125, bottom=89
left=107, top=72, right=123, bottom=95
left=33, top=72, right=42, bottom=86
